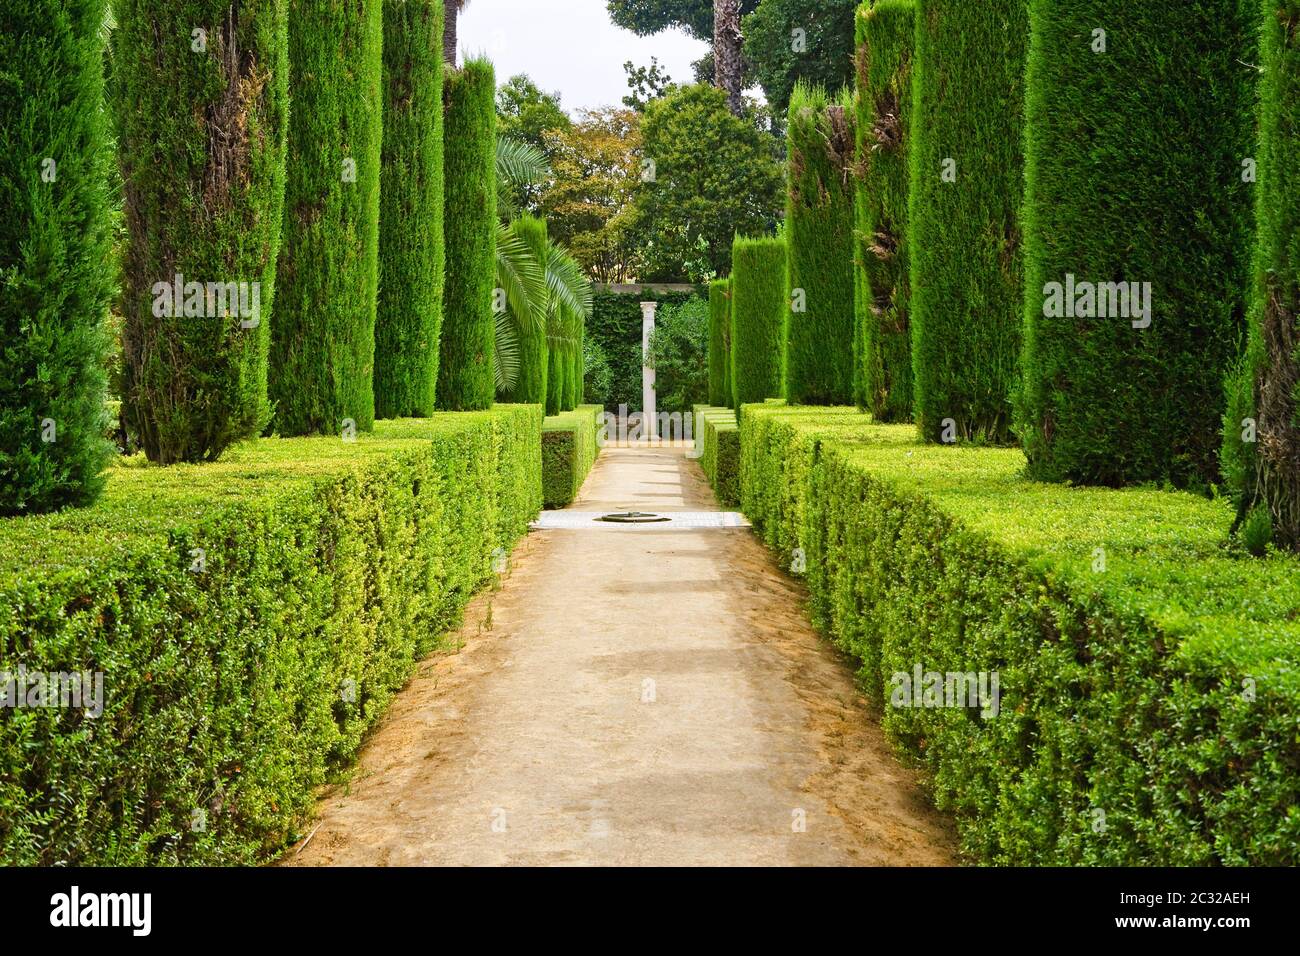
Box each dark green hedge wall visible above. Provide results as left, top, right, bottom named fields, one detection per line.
left=437, top=58, right=498, bottom=411
left=1223, top=0, right=1300, bottom=550
left=588, top=288, right=698, bottom=412
left=0, top=0, right=115, bottom=513
left=854, top=0, right=914, bottom=422
left=270, top=0, right=383, bottom=436
left=1018, top=0, right=1256, bottom=487
left=785, top=83, right=856, bottom=406
left=708, top=279, right=732, bottom=407
left=113, top=0, right=288, bottom=461
left=375, top=0, right=445, bottom=419
left=910, top=0, right=1028, bottom=444
left=730, top=236, right=788, bottom=413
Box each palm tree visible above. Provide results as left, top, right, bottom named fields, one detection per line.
left=444, top=0, right=466, bottom=65
left=492, top=137, right=592, bottom=395
left=714, top=0, right=744, bottom=116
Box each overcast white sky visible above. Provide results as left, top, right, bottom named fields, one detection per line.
left=458, top=0, right=709, bottom=114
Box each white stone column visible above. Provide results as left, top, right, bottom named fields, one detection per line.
left=641, top=301, right=657, bottom=441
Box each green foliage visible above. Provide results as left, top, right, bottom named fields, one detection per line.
left=740, top=405, right=1300, bottom=865
left=546, top=334, right=566, bottom=416
left=637, top=84, right=784, bottom=281
left=496, top=74, right=569, bottom=212
left=708, top=280, right=732, bottom=406
left=588, top=287, right=698, bottom=411
left=271, top=0, right=383, bottom=436
left=606, top=0, right=759, bottom=40
left=1018, top=0, right=1255, bottom=488
left=1226, top=0, right=1300, bottom=550
left=439, top=58, right=498, bottom=411
left=0, top=406, right=542, bottom=864
left=854, top=0, right=914, bottom=421
left=695, top=405, right=740, bottom=507
left=376, top=0, right=445, bottom=419
left=542, top=405, right=603, bottom=507
left=730, top=235, right=788, bottom=413
left=910, top=0, right=1028, bottom=444
left=504, top=215, right=549, bottom=406
left=112, top=0, right=287, bottom=460
left=785, top=82, right=855, bottom=406
left=567, top=320, right=584, bottom=410
left=0, top=0, right=115, bottom=513
left=744, top=0, right=859, bottom=116
left=583, top=335, right=613, bottom=405
left=648, top=297, right=710, bottom=414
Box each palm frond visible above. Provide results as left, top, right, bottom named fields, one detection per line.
left=495, top=136, right=549, bottom=190
left=494, top=311, right=521, bottom=394
left=495, top=224, right=547, bottom=336
left=544, top=241, right=593, bottom=341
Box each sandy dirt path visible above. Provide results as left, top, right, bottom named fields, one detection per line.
left=285, top=444, right=956, bottom=866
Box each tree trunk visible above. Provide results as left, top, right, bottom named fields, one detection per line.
left=443, top=0, right=460, bottom=65
left=714, top=0, right=744, bottom=115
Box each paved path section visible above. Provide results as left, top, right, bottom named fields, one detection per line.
left=287, top=444, right=955, bottom=866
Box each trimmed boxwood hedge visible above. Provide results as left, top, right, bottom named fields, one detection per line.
left=0, top=0, right=116, bottom=514
left=0, top=406, right=542, bottom=865
left=375, top=0, right=445, bottom=419
left=1223, top=0, right=1300, bottom=550
left=694, top=406, right=740, bottom=507
left=730, top=235, right=788, bottom=415
left=740, top=404, right=1300, bottom=865
left=854, top=0, right=914, bottom=422
left=1018, top=0, right=1255, bottom=488
left=438, top=58, right=497, bottom=411
left=910, top=0, right=1029, bottom=444
left=785, top=83, right=856, bottom=406
left=542, top=404, right=603, bottom=508
left=271, top=0, right=383, bottom=436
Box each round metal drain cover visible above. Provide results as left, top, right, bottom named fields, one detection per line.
left=595, top=512, right=671, bottom=524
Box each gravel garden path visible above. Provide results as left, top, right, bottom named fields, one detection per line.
left=286, top=444, right=955, bottom=866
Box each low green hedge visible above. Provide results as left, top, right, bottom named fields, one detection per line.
left=542, top=404, right=603, bottom=508
left=739, top=404, right=1300, bottom=865
left=694, top=406, right=740, bottom=508
left=0, top=405, right=542, bottom=865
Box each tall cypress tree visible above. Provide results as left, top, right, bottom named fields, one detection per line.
left=115, top=0, right=290, bottom=462
left=376, top=0, right=445, bottom=419
left=731, top=234, right=787, bottom=414
left=854, top=0, right=914, bottom=422
left=0, top=0, right=115, bottom=513
left=785, top=83, right=856, bottom=406
left=271, top=0, right=383, bottom=436
left=438, top=58, right=497, bottom=411
left=708, top=279, right=732, bottom=406
left=1223, top=0, right=1300, bottom=549
left=1019, top=0, right=1255, bottom=487
left=910, top=0, right=1029, bottom=444
left=508, top=215, right=549, bottom=407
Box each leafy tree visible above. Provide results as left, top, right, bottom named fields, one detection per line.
left=539, top=108, right=644, bottom=283
left=607, top=0, right=759, bottom=39
left=623, top=57, right=674, bottom=111
left=636, top=84, right=783, bottom=281
left=743, top=0, right=858, bottom=116
left=497, top=74, right=570, bottom=213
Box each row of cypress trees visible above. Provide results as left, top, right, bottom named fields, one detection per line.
left=715, top=0, right=1295, bottom=551
left=2, top=0, right=509, bottom=514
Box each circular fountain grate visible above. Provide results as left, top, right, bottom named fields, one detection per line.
left=595, top=512, right=672, bottom=524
